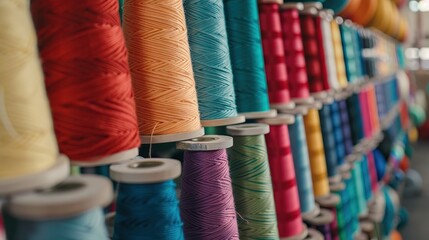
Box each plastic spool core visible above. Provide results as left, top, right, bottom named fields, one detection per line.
left=227, top=123, right=270, bottom=136
left=258, top=114, right=296, bottom=125
left=176, top=135, right=233, bottom=151
left=271, top=102, right=297, bottom=111
left=71, top=148, right=139, bottom=167
left=140, top=128, right=205, bottom=144
left=201, top=115, right=246, bottom=127
left=305, top=209, right=334, bottom=226
left=316, top=193, right=340, bottom=208
left=280, top=105, right=309, bottom=116
left=0, top=155, right=70, bottom=196
left=258, top=0, right=283, bottom=4
left=110, top=158, right=181, bottom=184
left=281, top=2, right=304, bottom=10
left=292, top=97, right=316, bottom=106
left=7, top=175, right=113, bottom=220
left=239, top=109, right=278, bottom=120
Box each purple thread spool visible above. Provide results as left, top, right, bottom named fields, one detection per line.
left=177, top=135, right=239, bottom=240
left=304, top=208, right=334, bottom=240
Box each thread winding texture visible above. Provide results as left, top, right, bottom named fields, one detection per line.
left=319, top=105, right=338, bottom=177
left=123, top=0, right=201, bottom=135
left=351, top=161, right=367, bottom=215
left=0, top=0, right=58, bottom=179
left=183, top=0, right=238, bottom=121
left=4, top=208, right=109, bottom=240
left=228, top=135, right=279, bottom=239
left=265, top=125, right=303, bottom=237
left=321, top=14, right=340, bottom=90
left=288, top=116, right=316, bottom=214
left=31, top=0, right=140, bottom=161
left=338, top=100, right=354, bottom=155
left=330, top=102, right=346, bottom=166
left=259, top=3, right=291, bottom=106
left=303, top=109, right=330, bottom=198
left=280, top=8, right=311, bottom=100
left=181, top=149, right=239, bottom=239
left=300, top=14, right=326, bottom=93
left=224, top=0, right=270, bottom=113
left=330, top=20, right=348, bottom=88
left=114, top=181, right=184, bottom=240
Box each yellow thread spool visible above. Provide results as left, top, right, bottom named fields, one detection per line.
left=369, top=0, right=392, bottom=33
left=0, top=0, right=59, bottom=180
left=303, top=108, right=330, bottom=198
left=330, top=20, right=348, bottom=89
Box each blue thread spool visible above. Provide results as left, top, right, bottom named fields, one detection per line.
left=330, top=102, right=346, bottom=166
left=183, top=0, right=245, bottom=127
left=360, top=154, right=372, bottom=201
left=110, top=158, right=184, bottom=240
left=287, top=107, right=319, bottom=218
left=223, top=0, right=275, bottom=119
left=338, top=100, right=354, bottom=155
left=3, top=176, right=112, bottom=240
left=319, top=104, right=338, bottom=178
left=346, top=94, right=365, bottom=145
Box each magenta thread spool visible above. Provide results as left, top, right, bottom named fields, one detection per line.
left=176, top=135, right=240, bottom=239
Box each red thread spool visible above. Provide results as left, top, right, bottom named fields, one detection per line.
left=31, top=0, right=140, bottom=164
left=366, top=152, right=378, bottom=193
left=259, top=2, right=293, bottom=109
left=261, top=116, right=304, bottom=238
left=299, top=9, right=330, bottom=95
left=280, top=4, right=312, bottom=102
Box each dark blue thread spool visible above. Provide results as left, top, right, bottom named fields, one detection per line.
left=319, top=105, right=338, bottom=178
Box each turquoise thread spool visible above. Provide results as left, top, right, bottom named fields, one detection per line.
left=184, top=0, right=245, bottom=127
left=223, top=0, right=275, bottom=119
left=3, top=176, right=112, bottom=240
left=322, top=0, right=349, bottom=14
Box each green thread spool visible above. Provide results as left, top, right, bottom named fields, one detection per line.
left=227, top=124, right=279, bottom=239
left=351, top=159, right=367, bottom=216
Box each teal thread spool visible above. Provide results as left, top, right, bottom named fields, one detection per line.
left=319, top=104, right=339, bottom=178
left=340, top=22, right=361, bottom=84
left=322, top=0, right=349, bottom=14
left=184, top=0, right=245, bottom=127
left=3, top=176, right=112, bottom=240
left=227, top=124, right=279, bottom=239
left=118, top=0, right=123, bottom=21
left=223, top=0, right=275, bottom=119
left=350, top=159, right=367, bottom=216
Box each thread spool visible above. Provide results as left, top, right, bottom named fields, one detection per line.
left=0, top=204, right=4, bottom=240
left=347, top=94, right=365, bottom=145
left=259, top=1, right=295, bottom=110
left=321, top=11, right=340, bottom=92
left=32, top=0, right=141, bottom=164
left=176, top=135, right=239, bottom=239
left=299, top=4, right=330, bottom=99
left=340, top=22, right=363, bottom=85
left=110, top=158, right=184, bottom=239
left=280, top=3, right=314, bottom=105
left=224, top=0, right=276, bottom=119
left=304, top=209, right=334, bottom=240
left=122, top=0, right=204, bottom=143
left=328, top=180, right=346, bottom=240
left=350, top=160, right=368, bottom=216
left=319, top=105, right=338, bottom=178
left=303, top=108, right=331, bottom=198
left=287, top=110, right=319, bottom=219
left=339, top=0, right=361, bottom=19
left=350, top=0, right=377, bottom=26
left=259, top=115, right=309, bottom=238
left=226, top=124, right=279, bottom=239
left=338, top=100, right=354, bottom=155
left=0, top=0, right=69, bottom=194
left=4, top=175, right=112, bottom=240
left=368, top=0, right=391, bottom=33
left=183, top=0, right=245, bottom=127
left=330, top=19, right=348, bottom=90
left=305, top=228, right=324, bottom=240
left=329, top=102, right=346, bottom=169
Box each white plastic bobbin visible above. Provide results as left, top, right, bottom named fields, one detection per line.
left=354, top=232, right=369, bottom=240
left=304, top=209, right=334, bottom=226
left=329, top=180, right=346, bottom=193
left=227, top=123, right=270, bottom=137
left=71, top=148, right=139, bottom=167
left=105, top=212, right=115, bottom=239
left=301, top=204, right=321, bottom=221
left=258, top=114, right=296, bottom=126
left=302, top=2, right=322, bottom=10
left=317, top=95, right=334, bottom=105
left=310, top=91, right=329, bottom=101
left=328, top=175, right=342, bottom=185
left=316, top=193, right=340, bottom=208
left=271, top=102, right=297, bottom=111
left=201, top=115, right=246, bottom=128
left=304, top=228, right=324, bottom=240
left=302, top=101, right=323, bottom=111
left=140, top=128, right=205, bottom=144
left=258, top=0, right=283, bottom=4
left=280, top=2, right=304, bottom=10
left=291, top=96, right=315, bottom=106
left=360, top=220, right=374, bottom=236
left=0, top=155, right=69, bottom=197
left=176, top=135, right=233, bottom=151
left=281, top=224, right=308, bottom=240
left=280, top=105, right=309, bottom=116
left=110, top=158, right=181, bottom=184
left=239, top=109, right=278, bottom=120
left=6, top=175, right=113, bottom=220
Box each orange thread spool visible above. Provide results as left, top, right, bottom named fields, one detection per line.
left=351, top=0, right=377, bottom=26
left=339, top=0, right=361, bottom=19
